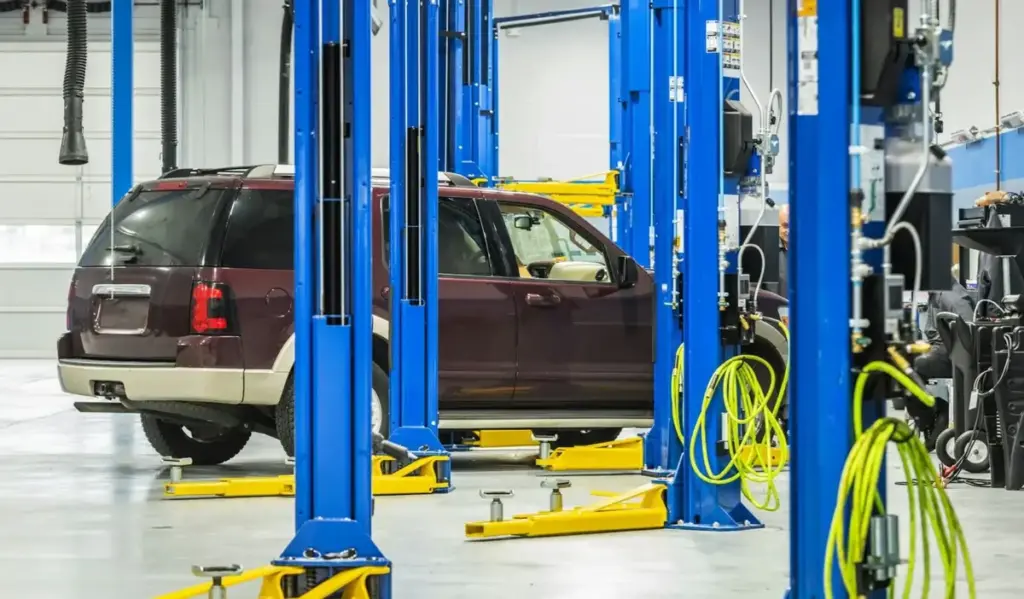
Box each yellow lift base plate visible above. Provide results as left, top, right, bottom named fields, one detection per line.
left=163, top=455, right=449, bottom=499
left=153, top=564, right=390, bottom=599
left=464, top=429, right=538, bottom=448
left=535, top=436, right=643, bottom=471
left=465, top=483, right=667, bottom=539
left=737, top=445, right=786, bottom=469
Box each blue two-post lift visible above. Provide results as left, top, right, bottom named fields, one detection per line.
left=643, top=0, right=764, bottom=530
left=785, top=0, right=853, bottom=593
left=275, top=0, right=391, bottom=594
left=387, top=0, right=451, bottom=469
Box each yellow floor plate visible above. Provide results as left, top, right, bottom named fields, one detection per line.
left=535, top=436, right=643, bottom=471
left=465, top=482, right=667, bottom=539
left=164, top=455, right=449, bottom=499
left=465, top=429, right=538, bottom=448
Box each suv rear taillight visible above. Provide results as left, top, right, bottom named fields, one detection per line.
left=190, top=281, right=231, bottom=334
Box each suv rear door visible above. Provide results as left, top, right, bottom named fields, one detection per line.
left=490, top=198, right=653, bottom=409
left=215, top=182, right=295, bottom=374
left=69, top=180, right=234, bottom=361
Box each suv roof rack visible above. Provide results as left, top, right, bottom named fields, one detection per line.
left=160, top=165, right=478, bottom=188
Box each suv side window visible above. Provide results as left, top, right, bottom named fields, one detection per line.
left=439, top=197, right=493, bottom=276
left=498, top=203, right=611, bottom=284
left=381, top=196, right=494, bottom=277
left=220, top=188, right=294, bottom=269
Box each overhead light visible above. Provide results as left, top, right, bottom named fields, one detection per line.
left=949, top=128, right=979, bottom=144
left=1001, top=111, right=1024, bottom=130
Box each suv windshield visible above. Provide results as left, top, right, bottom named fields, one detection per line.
left=80, top=186, right=227, bottom=267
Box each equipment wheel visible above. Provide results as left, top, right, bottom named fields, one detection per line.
left=934, top=428, right=958, bottom=468
left=953, top=431, right=990, bottom=474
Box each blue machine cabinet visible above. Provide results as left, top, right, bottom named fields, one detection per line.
left=276, top=0, right=391, bottom=593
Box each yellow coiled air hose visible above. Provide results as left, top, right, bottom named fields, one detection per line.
left=824, top=360, right=976, bottom=599
left=672, top=317, right=791, bottom=511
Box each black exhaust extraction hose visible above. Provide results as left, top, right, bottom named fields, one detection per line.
left=279, top=0, right=294, bottom=164
left=160, top=0, right=178, bottom=174
left=58, top=0, right=88, bottom=165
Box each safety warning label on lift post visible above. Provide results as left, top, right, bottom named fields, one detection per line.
left=796, top=1, right=819, bottom=115
left=706, top=20, right=741, bottom=76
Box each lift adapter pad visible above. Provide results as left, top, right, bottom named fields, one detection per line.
left=163, top=455, right=450, bottom=499
left=464, top=482, right=668, bottom=539
left=535, top=436, right=644, bottom=472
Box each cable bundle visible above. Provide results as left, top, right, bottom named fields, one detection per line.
left=679, top=318, right=790, bottom=511
left=824, top=361, right=976, bottom=599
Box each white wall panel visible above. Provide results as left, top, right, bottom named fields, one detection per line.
left=0, top=11, right=162, bottom=358
left=0, top=266, right=74, bottom=307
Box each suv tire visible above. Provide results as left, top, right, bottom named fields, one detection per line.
left=276, top=363, right=391, bottom=457
left=140, top=413, right=251, bottom=466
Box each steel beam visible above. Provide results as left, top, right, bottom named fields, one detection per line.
left=786, top=0, right=852, bottom=596
left=276, top=0, right=390, bottom=592
left=111, top=0, right=133, bottom=205
left=388, top=0, right=451, bottom=469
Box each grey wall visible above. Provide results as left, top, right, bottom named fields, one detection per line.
left=179, top=0, right=790, bottom=190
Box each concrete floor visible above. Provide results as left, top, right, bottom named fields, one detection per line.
left=2, top=359, right=1022, bottom=598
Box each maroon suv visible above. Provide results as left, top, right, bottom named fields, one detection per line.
left=58, top=165, right=789, bottom=465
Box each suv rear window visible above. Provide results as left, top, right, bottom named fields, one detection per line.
left=220, top=188, right=294, bottom=269
left=81, top=185, right=227, bottom=267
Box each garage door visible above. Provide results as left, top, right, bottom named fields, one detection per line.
left=0, top=41, right=161, bottom=358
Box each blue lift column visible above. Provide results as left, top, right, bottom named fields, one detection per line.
left=617, top=0, right=652, bottom=267
left=111, top=0, right=132, bottom=205
left=785, top=0, right=851, bottom=590
left=662, top=0, right=761, bottom=531
left=388, top=0, right=452, bottom=472
left=644, top=0, right=685, bottom=473
left=607, top=5, right=624, bottom=240
left=276, top=0, right=391, bottom=593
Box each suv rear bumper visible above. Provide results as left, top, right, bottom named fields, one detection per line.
left=57, top=358, right=244, bottom=404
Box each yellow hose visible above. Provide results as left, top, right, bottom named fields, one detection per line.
left=673, top=318, right=790, bottom=511
left=824, top=360, right=976, bottom=599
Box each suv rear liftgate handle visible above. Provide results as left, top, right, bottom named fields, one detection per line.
left=525, top=292, right=561, bottom=307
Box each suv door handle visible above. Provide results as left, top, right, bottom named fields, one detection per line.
left=525, top=292, right=561, bottom=307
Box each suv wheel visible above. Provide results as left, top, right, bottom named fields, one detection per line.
left=276, top=363, right=391, bottom=457
left=140, top=414, right=251, bottom=466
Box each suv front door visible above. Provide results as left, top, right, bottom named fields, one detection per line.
left=493, top=200, right=652, bottom=409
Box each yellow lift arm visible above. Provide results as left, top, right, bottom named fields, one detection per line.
left=487, top=171, right=620, bottom=218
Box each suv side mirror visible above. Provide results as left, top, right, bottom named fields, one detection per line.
left=513, top=215, right=533, bottom=231
left=616, top=255, right=638, bottom=289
